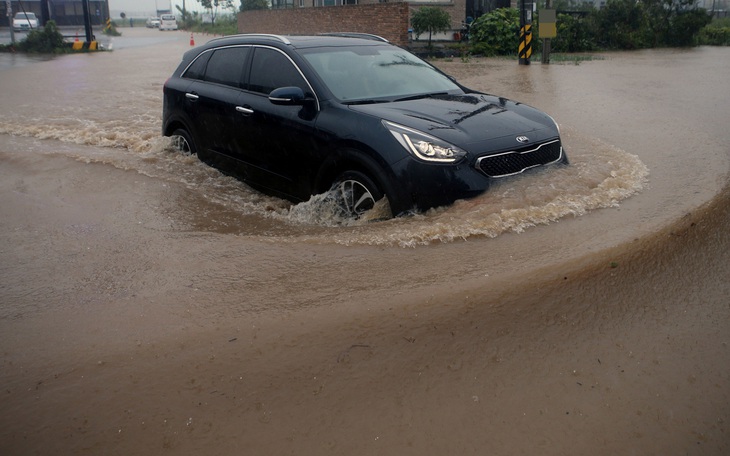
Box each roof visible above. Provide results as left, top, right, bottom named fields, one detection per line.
left=203, top=33, right=390, bottom=50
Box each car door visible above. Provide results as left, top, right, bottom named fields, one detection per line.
left=184, top=46, right=250, bottom=161
left=232, top=47, right=320, bottom=201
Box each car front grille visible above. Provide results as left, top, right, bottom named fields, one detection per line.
left=475, top=139, right=563, bottom=178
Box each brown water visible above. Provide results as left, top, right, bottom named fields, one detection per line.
left=0, top=29, right=728, bottom=455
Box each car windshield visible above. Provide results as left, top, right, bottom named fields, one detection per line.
left=301, top=46, right=462, bottom=103
left=16, top=13, right=36, bottom=19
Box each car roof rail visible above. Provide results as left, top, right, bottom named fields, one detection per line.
left=319, top=33, right=389, bottom=43
left=208, top=34, right=292, bottom=45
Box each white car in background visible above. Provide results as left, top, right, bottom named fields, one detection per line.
left=146, top=17, right=161, bottom=28
left=159, top=14, right=178, bottom=31
left=13, top=12, right=39, bottom=32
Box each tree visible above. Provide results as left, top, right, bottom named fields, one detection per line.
left=470, top=8, right=520, bottom=56
left=197, top=0, right=235, bottom=25
left=411, top=7, right=451, bottom=49
left=240, top=0, right=270, bottom=11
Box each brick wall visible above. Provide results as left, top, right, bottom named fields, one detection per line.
left=237, top=3, right=411, bottom=47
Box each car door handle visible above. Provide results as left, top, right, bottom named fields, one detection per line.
left=185, top=93, right=199, bottom=101
left=236, top=106, right=254, bottom=115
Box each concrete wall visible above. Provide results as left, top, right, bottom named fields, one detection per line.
left=237, top=3, right=411, bottom=47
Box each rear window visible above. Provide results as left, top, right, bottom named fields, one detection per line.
left=161, top=15, right=175, bottom=20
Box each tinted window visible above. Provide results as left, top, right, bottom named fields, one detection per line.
left=183, top=51, right=212, bottom=81
left=203, top=47, right=250, bottom=88
left=249, top=48, right=307, bottom=95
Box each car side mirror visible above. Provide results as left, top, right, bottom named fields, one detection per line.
left=269, top=87, right=306, bottom=106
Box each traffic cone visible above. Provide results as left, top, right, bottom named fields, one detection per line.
left=75, top=31, right=79, bottom=42
left=190, top=33, right=195, bottom=46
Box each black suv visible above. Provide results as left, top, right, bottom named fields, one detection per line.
left=162, top=33, right=567, bottom=218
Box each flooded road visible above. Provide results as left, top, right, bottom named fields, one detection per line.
left=1, top=28, right=728, bottom=455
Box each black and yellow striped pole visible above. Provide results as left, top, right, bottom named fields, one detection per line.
left=519, top=0, right=534, bottom=65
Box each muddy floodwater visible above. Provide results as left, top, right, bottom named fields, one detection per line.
left=0, top=28, right=728, bottom=455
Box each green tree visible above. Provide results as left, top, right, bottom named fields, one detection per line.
left=593, top=0, right=650, bottom=49
left=240, top=0, right=270, bottom=11
left=411, top=7, right=452, bottom=49
left=551, top=13, right=595, bottom=52
left=470, top=8, right=520, bottom=56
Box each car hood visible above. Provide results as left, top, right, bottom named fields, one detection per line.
left=348, top=93, right=558, bottom=150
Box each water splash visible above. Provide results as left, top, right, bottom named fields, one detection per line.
left=0, top=115, right=648, bottom=247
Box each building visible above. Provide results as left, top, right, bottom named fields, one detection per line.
left=239, top=0, right=516, bottom=46
left=1, top=0, right=110, bottom=27
left=268, top=0, right=511, bottom=31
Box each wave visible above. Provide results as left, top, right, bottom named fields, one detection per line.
left=0, top=117, right=649, bottom=247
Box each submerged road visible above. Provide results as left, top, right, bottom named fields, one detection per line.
left=0, top=29, right=728, bottom=454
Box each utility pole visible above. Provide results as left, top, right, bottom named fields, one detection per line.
left=541, top=0, right=555, bottom=64
left=519, top=0, right=534, bottom=65
left=81, top=0, right=93, bottom=42
left=6, top=0, right=16, bottom=44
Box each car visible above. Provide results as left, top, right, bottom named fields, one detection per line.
left=146, top=17, right=161, bottom=28
left=162, top=34, right=567, bottom=218
left=13, top=12, right=39, bottom=32
left=159, top=14, right=178, bottom=31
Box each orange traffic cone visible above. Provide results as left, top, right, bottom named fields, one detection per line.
left=190, top=33, right=195, bottom=46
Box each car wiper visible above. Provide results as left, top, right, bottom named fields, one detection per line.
left=394, top=92, right=449, bottom=102
left=343, top=99, right=391, bottom=106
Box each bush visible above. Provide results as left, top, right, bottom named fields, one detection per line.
left=593, top=0, right=651, bottom=49
left=664, top=10, right=712, bottom=46
left=470, top=8, right=520, bottom=56
left=699, top=23, right=730, bottom=45
left=550, top=13, right=596, bottom=53
left=16, top=20, right=67, bottom=53
left=104, top=21, right=122, bottom=37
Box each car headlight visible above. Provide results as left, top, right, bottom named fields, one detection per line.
left=384, top=121, right=466, bottom=163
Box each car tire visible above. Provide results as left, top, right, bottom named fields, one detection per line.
left=332, top=170, right=384, bottom=219
left=171, top=128, right=196, bottom=155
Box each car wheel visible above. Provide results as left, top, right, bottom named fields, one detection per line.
left=332, top=170, right=384, bottom=219
left=171, top=128, right=196, bottom=155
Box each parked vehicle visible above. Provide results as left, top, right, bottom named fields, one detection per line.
left=159, top=14, right=178, bottom=31
left=13, top=12, right=39, bottom=32
left=146, top=17, right=161, bottom=28
left=162, top=34, right=567, bottom=219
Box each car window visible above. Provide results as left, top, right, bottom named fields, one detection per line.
left=183, top=51, right=212, bottom=81
left=248, top=48, right=307, bottom=95
left=203, top=47, right=250, bottom=88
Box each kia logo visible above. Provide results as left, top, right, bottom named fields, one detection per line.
left=516, top=136, right=529, bottom=144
